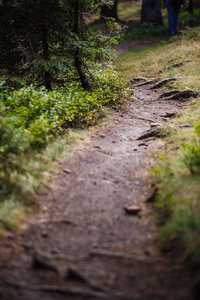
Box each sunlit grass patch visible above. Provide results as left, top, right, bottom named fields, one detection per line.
left=116, top=27, right=200, bottom=90
left=115, top=26, right=200, bottom=267
left=152, top=97, right=200, bottom=264
left=118, top=0, right=142, bottom=22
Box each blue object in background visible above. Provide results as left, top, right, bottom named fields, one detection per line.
left=166, top=0, right=180, bottom=35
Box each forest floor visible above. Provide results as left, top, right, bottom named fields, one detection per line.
left=0, top=41, right=194, bottom=300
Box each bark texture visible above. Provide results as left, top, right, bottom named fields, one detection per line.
left=74, top=0, right=93, bottom=92
left=141, top=0, right=163, bottom=25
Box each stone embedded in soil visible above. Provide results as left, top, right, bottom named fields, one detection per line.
left=63, top=168, right=71, bottom=174
left=151, top=123, right=161, bottom=128
left=123, top=205, right=142, bottom=215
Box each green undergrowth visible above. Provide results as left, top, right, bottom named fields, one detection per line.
left=0, top=64, right=129, bottom=233
left=152, top=116, right=200, bottom=265
left=115, top=26, right=200, bottom=269
left=117, top=22, right=166, bottom=43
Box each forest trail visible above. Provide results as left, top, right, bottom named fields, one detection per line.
left=113, top=36, right=169, bottom=55
left=0, top=81, right=193, bottom=300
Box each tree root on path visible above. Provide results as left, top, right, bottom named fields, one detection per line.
left=132, top=79, right=156, bottom=87
left=5, top=282, right=134, bottom=299
left=130, top=77, right=148, bottom=83
left=159, top=60, right=192, bottom=74
left=137, top=125, right=193, bottom=140
left=6, top=283, right=109, bottom=299
left=90, top=250, right=146, bottom=261
left=158, top=90, right=181, bottom=99
left=149, top=78, right=176, bottom=90
left=66, top=266, right=105, bottom=292
left=158, top=90, right=200, bottom=100
left=136, top=128, right=162, bottom=140
left=33, top=250, right=59, bottom=273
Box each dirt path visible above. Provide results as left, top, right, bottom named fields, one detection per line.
left=0, top=82, right=193, bottom=299
left=113, top=36, right=169, bottom=55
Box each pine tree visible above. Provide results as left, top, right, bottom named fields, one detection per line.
left=0, top=0, right=115, bottom=91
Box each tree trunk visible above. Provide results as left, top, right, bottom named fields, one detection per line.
left=74, top=0, right=93, bottom=92
left=141, top=0, right=163, bottom=25
left=188, top=0, right=193, bottom=14
left=42, top=21, right=52, bottom=91
left=101, top=0, right=119, bottom=21
left=75, top=49, right=93, bottom=92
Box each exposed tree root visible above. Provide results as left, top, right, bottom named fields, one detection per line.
left=130, top=77, right=148, bottom=83
left=33, top=250, right=59, bottom=273
left=137, top=124, right=193, bottom=140
left=12, top=284, right=109, bottom=299
left=90, top=250, right=145, bottom=261
left=149, top=78, right=176, bottom=90
left=66, top=266, right=104, bottom=292
left=145, top=187, right=158, bottom=202
left=177, top=124, right=193, bottom=128
left=159, top=90, right=200, bottom=100
left=6, top=282, right=133, bottom=299
left=159, top=60, right=192, bottom=73
left=158, top=90, right=181, bottom=99
left=132, top=79, right=156, bottom=87
left=136, top=128, right=162, bottom=140
left=161, top=112, right=177, bottom=118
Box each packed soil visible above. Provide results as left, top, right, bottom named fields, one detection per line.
left=113, top=36, right=169, bottom=55
left=0, top=48, right=195, bottom=299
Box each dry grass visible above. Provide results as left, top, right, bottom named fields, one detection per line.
left=118, top=0, right=142, bottom=22
left=116, top=28, right=200, bottom=92
left=115, top=26, right=200, bottom=266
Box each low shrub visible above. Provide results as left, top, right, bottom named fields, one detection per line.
left=0, top=65, right=128, bottom=148
left=153, top=120, right=200, bottom=264
left=0, top=64, right=129, bottom=231
left=117, top=22, right=166, bottom=43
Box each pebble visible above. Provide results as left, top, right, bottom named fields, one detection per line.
left=63, top=168, right=71, bottom=174
left=124, top=205, right=141, bottom=215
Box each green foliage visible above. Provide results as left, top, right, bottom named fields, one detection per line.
left=0, top=64, right=128, bottom=231
left=182, top=122, right=200, bottom=174
left=153, top=121, right=200, bottom=264
left=0, top=117, right=36, bottom=217
left=92, top=64, right=129, bottom=105
left=178, top=9, right=200, bottom=29
left=117, top=22, right=166, bottom=42
left=0, top=0, right=117, bottom=90
left=0, top=66, right=127, bottom=147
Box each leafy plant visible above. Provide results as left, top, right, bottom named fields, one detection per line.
left=182, top=122, right=200, bottom=174
left=117, top=22, right=166, bottom=43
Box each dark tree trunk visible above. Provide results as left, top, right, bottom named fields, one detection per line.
left=188, top=0, right=193, bottom=14
left=75, top=49, right=93, bottom=92
left=74, top=0, right=93, bottom=92
left=42, top=21, right=52, bottom=91
left=141, top=0, right=163, bottom=25
left=101, top=0, right=119, bottom=21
